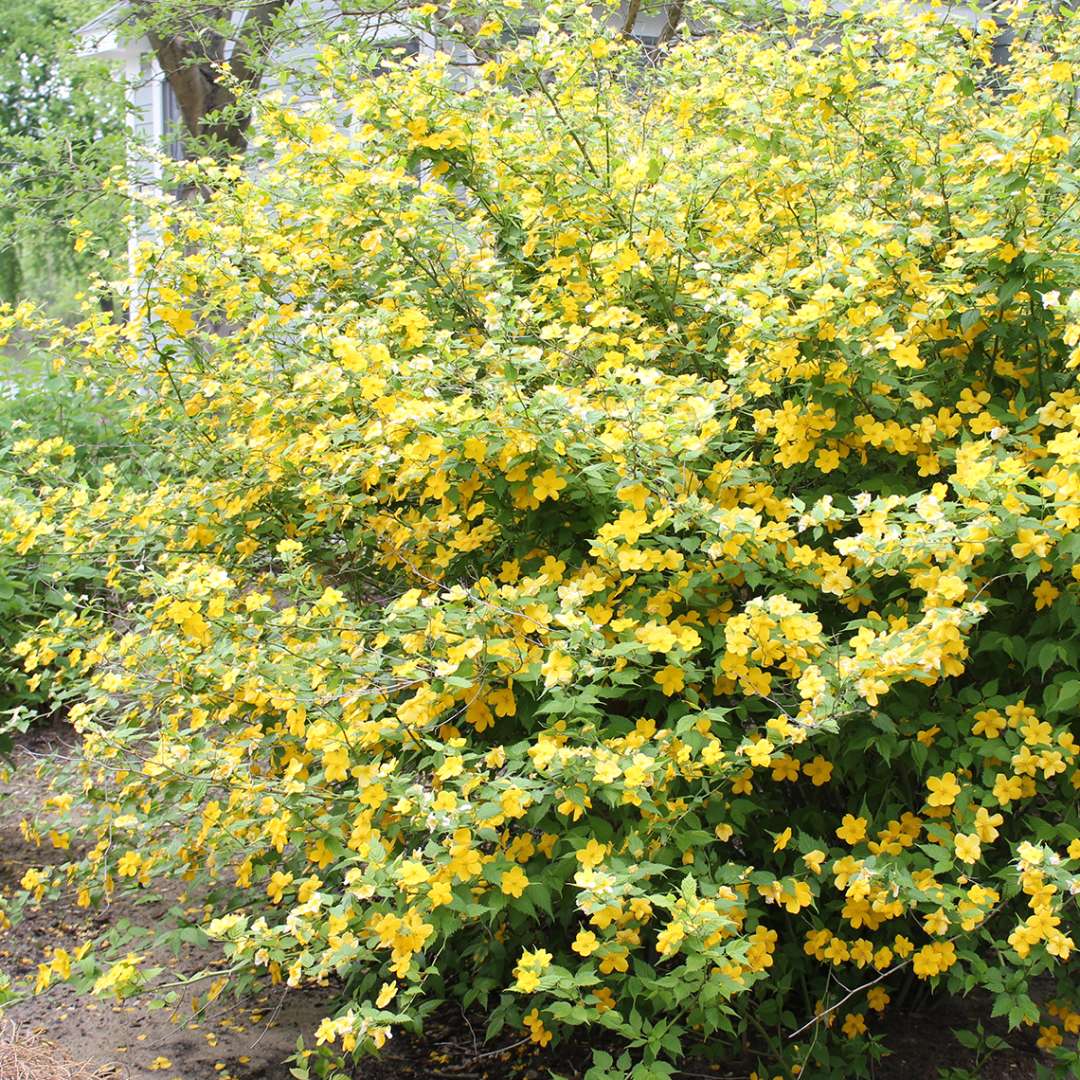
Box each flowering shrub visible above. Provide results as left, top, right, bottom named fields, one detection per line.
left=0, top=326, right=127, bottom=724
left=7, top=3, right=1080, bottom=1076
left=0, top=471, right=48, bottom=722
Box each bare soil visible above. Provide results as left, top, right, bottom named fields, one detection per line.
left=0, top=719, right=335, bottom=1080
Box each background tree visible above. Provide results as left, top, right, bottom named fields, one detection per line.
left=129, top=0, right=293, bottom=162
left=0, top=1, right=125, bottom=308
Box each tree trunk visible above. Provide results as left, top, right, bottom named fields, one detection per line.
left=134, top=0, right=292, bottom=176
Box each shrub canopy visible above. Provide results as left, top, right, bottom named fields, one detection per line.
left=6, top=2, right=1080, bottom=1076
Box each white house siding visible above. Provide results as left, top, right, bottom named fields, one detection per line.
left=129, top=55, right=160, bottom=185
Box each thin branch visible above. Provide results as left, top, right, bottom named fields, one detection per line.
left=787, top=960, right=910, bottom=1040
left=227, top=0, right=294, bottom=94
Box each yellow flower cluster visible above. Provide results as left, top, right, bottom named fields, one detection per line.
left=5, top=2, right=1080, bottom=1075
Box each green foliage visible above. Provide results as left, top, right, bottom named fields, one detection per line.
left=6, top=3, right=1080, bottom=1078
left=941, top=1023, right=1012, bottom=1080
left=0, top=0, right=125, bottom=309
left=0, top=335, right=150, bottom=735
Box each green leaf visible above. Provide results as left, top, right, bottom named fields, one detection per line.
left=953, top=1028, right=979, bottom=1050
left=1049, top=679, right=1080, bottom=714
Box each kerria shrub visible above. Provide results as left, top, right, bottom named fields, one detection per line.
left=0, top=323, right=136, bottom=731
left=0, top=463, right=48, bottom=727
left=6, top=2, right=1080, bottom=1076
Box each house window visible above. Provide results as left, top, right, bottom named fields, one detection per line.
left=161, top=79, right=186, bottom=161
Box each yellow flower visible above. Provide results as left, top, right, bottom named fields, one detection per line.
left=322, top=746, right=349, bottom=783
left=971, top=709, right=1005, bottom=738
left=398, top=860, right=430, bottom=888
left=653, top=664, right=685, bottom=696
left=519, top=948, right=552, bottom=970
left=803, top=756, right=833, bottom=786
left=771, top=755, right=800, bottom=782
left=428, top=880, right=453, bottom=908
left=297, top=875, right=321, bottom=903
left=576, top=839, right=608, bottom=869
left=500, top=866, right=529, bottom=898
left=156, top=305, right=194, bottom=336
left=513, top=947, right=552, bottom=989
left=781, top=881, right=813, bottom=913
left=617, top=482, right=649, bottom=510
left=973, top=807, right=1003, bottom=843
left=922, top=908, right=950, bottom=936
left=656, top=923, right=685, bottom=956
left=266, top=871, right=293, bottom=904
left=523, top=1008, right=553, bottom=1046
left=836, top=815, right=867, bottom=845
left=912, top=941, right=958, bottom=978
left=266, top=815, right=290, bottom=853
left=50, top=948, right=71, bottom=980
left=1033, top=581, right=1060, bottom=610
left=1012, top=530, right=1051, bottom=559
left=599, top=948, right=630, bottom=974
left=541, top=650, right=574, bottom=687
left=815, top=447, right=841, bottom=473
left=635, top=621, right=680, bottom=653
left=744, top=738, right=774, bottom=768
left=731, top=769, right=753, bottom=795
left=841, top=1012, right=867, bottom=1039
left=20, top=868, right=45, bottom=891
left=572, top=929, right=599, bottom=956
left=532, top=468, right=567, bottom=502
left=117, top=851, right=142, bottom=877
left=954, top=833, right=981, bottom=864
left=992, top=772, right=1024, bottom=806
left=926, top=771, right=961, bottom=807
